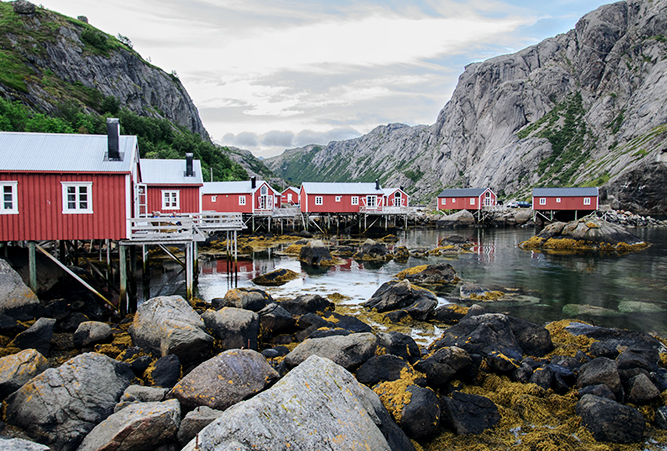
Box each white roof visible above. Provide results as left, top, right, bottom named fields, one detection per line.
left=282, top=186, right=299, bottom=193
left=0, top=131, right=137, bottom=173
left=203, top=180, right=278, bottom=195
left=301, top=182, right=383, bottom=195
left=140, top=159, right=203, bottom=185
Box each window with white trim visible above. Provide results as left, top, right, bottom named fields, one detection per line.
left=315, top=196, right=323, bottom=205
left=62, top=182, right=93, bottom=214
left=1, top=182, right=18, bottom=214
left=287, top=193, right=292, bottom=202
left=351, top=196, right=359, bottom=205
left=584, top=197, right=591, bottom=205
left=470, top=198, right=475, bottom=205
left=335, top=196, right=342, bottom=202
left=441, top=198, right=446, bottom=205
left=539, top=198, right=546, bottom=205
left=452, top=198, right=456, bottom=203
left=367, top=195, right=377, bottom=207
left=556, top=198, right=561, bottom=203
left=161, top=190, right=180, bottom=210
left=239, top=195, right=246, bottom=206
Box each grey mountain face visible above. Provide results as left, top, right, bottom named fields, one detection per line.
left=0, top=7, right=207, bottom=138
left=266, top=0, right=667, bottom=213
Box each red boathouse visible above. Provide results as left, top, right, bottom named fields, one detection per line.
left=0, top=119, right=140, bottom=241
left=202, top=178, right=279, bottom=214
left=437, top=188, right=496, bottom=211
left=300, top=182, right=385, bottom=214
left=382, top=187, right=409, bottom=208
left=532, top=187, right=599, bottom=212
left=138, top=154, right=203, bottom=216
left=281, top=186, right=300, bottom=206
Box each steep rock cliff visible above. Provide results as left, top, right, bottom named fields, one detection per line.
left=0, top=2, right=207, bottom=137
left=266, top=0, right=667, bottom=213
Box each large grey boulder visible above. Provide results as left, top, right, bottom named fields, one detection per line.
left=576, top=357, right=623, bottom=401
left=436, top=210, right=475, bottom=227
left=114, top=385, right=169, bottom=413
left=414, top=346, right=472, bottom=388
left=215, top=288, right=273, bottom=312
left=0, top=259, right=40, bottom=316
left=9, top=317, right=56, bottom=356
left=177, top=406, right=224, bottom=446
left=77, top=399, right=181, bottom=451
left=0, top=348, right=48, bottom=398
left=257, top=302, right=294, bottom=336
left=299, top=240, right=333, bottom=266
left=12, top=0, right=36, bottom=14
left=284, top=332, right=377, bottom=371
left=168, top=349, right=279, bottom=411
left=364, top=280, right=438, bottom=320
left=441, top=391, right=500, bottom=435
left=182, top=355, right=409, bottom=451
left=129, top=295, right=213, bottom=365
left=4, top=352, right=134, bottom=451
left=0, top=437, right=50, bottom=450
left=576, top=394, right=645, bottom=443
left=279, top=294, right=334, bottom=317
left=73, top=321, right=112, bottom=348
left=202, top=307, right=259, bottom=351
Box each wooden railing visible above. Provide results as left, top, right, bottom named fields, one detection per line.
left=127, top=213, right=245, bottom=242
left=359, top=206, right=410, bottom=214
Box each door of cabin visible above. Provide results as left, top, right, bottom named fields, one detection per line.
left=135, top=183, right=147, bottom=217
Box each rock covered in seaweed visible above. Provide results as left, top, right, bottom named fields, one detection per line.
left=519, top=215, right=648, bottom=253
left=364, top=279, right=438, bottom=320
left=251, top=268, right=300, bottom=286
left=182, top=355, right=412, bottom=451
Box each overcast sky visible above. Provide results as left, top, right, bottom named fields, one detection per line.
left=43, top=0, right=612, bottom=158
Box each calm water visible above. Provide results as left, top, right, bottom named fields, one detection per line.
left=146, top=227, right=667, bottom=342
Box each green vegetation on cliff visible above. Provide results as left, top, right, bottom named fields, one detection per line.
left=0, top=97, right=247, bottom=181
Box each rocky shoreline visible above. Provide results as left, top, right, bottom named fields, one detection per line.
left=1, top=231, right=667, bottom=451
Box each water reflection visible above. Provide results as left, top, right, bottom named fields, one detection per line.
left=153, top=227, right=667, bottom=338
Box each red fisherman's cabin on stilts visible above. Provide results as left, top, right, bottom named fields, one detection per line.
left=0, top=118, right=140, bottom=241
left=436, top=188, right=497, bottom=211
left=138, top=154, right=203, bottom=216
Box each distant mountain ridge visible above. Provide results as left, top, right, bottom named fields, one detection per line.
left=266, top=0, right=667, bottom=214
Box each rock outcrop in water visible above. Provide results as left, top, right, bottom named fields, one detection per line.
left=266, top=0, right=667, bottom=214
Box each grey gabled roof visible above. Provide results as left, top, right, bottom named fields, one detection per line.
left=437, top=188, right=490, bottom=198
left=301, top=182, right=383, bottom=195
left=140, top=159, right=203, bottom=185
left=0, top=131, right=137, bottom=172
left=533, top=187, right=599, bottom=197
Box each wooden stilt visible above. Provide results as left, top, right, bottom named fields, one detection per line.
left=142, top=245, right=150, bottom=302
left=185, top=242, right=194, bottom=301
left=129, top=246, right=137, bottom=313
left=106, top=239, right=111, bottom=280
left=119, top=245, right=127, bottom=316
left=28, top=241, right=37, bottom=293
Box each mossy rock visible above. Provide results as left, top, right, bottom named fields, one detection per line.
left=252, top=268, right=300, bottom=286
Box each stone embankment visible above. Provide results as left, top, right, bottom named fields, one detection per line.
left=1, top=247, right=667, bottom=451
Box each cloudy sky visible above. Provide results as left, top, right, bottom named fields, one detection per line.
left=44, top=0, right=612, bottom=158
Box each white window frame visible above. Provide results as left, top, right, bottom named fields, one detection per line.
left=583, top=197, right=591, bottom=206
left=452, top=198, right=456, bottom=203
left=539, top=198, right=546, bottom=205
left=287, top=193, right=292, bottom=202
left=351, top=196, right=359, bottom=205
left=315, top=196, right=323, bottom=205
left=1, top=181, right=18, bottom=214
left=161, top=190, right=180, bottom=210
left=470, top=198, right=476, bottom=205
left=239, top=195, right=246, bottom=206
left=62, top=182, right=93, bottom=214
left=335, top=195, right=342, bottom=202
left=367, top=195, right=377, bottom=208
left=556, top=197, right=561, bottom=203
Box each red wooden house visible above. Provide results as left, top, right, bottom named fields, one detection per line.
left=532, top=187, right=599, bottom=211
left=281, top=186, right=300, bottom=206
left=437, top=188, right=497, bottom=211
left=382, top=187, right=409, bottom=209
left=138, top=154, right=203, bottom=216
left=300, top=182, right=386, bottom=213
left=202, top=177, right=279, bottom=214
left=0, top=119, right=140, bottom=241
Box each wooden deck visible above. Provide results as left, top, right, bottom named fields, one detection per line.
left=125, top=213, right=245, bottom=244
left=359, top=206, right=410, bottom=215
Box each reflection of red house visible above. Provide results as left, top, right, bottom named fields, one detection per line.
left=201, top=259, right=256, bottom=274
left=382, top=187, right=409, bottom=208
left=202, top=178, right=280, bottom=214
left=139, top=155, right=202, bottom=215
left=437, top=188, right=496, bottom=211
left=0, top=119, right=140, bottom=241
left=301, top=182, right=386, bottom=213
left=281, top=187, right=300, bottom=206
left=532, top=187, right=598, bottom=211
